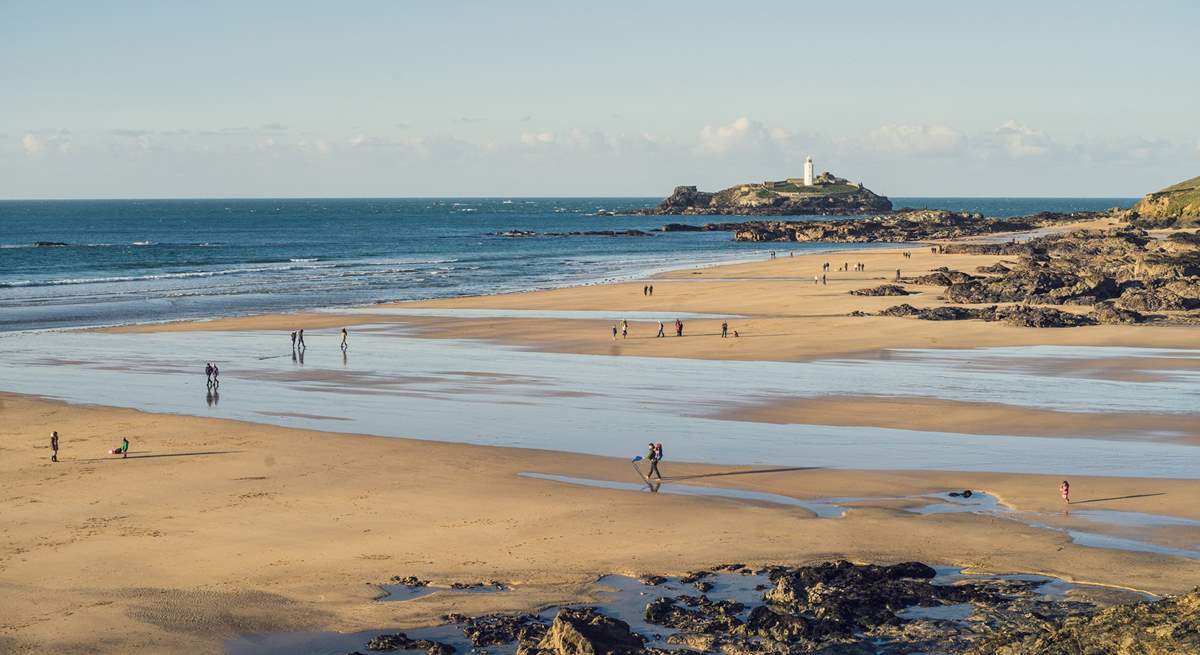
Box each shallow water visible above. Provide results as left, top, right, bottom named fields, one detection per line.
left=519, top=472, right=849, bottom=517
left=519, top=477, right=1199, bottom=560
left=1, top=327, right=1198, bottom=478
left=315, top=308, right=742, bottom=320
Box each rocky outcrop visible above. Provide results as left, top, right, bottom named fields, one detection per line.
left=971, top=588, right=1200, bottom=655
left=525, top=608, right=644, bottom=655
left=868, top=226, right=1200, bottom=326
left=624, top=174, right=892, bottom=216
left=350, top=561, right=1198, bottom=655
left=1127, top=175, right=1200, bottom=228
left=726, top=209, right=1111, bottom=243
left=495, top=229, right=653, bottom=238
left=849, top=285, right=910, bottom=296
left=877, top=304, right=1098, bottom=327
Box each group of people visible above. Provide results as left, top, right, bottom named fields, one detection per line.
left=204, top=362, right=220, bottom=389
left=291, top=327, right=348, bottom=350
left=642, top=285, right=655, bottom=296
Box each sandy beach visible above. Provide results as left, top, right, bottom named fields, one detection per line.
left=3, top=225, right=1199, bottom=654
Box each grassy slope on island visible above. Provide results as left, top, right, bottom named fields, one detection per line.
left=1132, top=174, right=1200, bottom=226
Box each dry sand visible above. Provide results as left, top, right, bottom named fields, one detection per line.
left=3, top=395, right=1199, bottom=655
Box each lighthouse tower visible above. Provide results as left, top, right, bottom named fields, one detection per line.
left=803, top=156, right=814, bottom=186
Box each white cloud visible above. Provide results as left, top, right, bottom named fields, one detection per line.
left=694, top=116, right=790, bottom=156
left=864, top=124, right=964, bottom=155
left=519, top=131, right=556, bottom=146
left=984, top=120, right=1052, bottom=158
left=22, top=134, right=44, bottom=155
left=22, top=132, right=73, bottom=156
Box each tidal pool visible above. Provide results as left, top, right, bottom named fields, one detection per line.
left=1, top=327, right=1198, bottom=477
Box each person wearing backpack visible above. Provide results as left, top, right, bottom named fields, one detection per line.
left=646, top=442, right=662, bottom=480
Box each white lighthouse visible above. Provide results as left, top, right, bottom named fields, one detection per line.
left=803, top=156, right=814, bottom=187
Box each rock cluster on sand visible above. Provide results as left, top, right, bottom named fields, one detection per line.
left=620, top=173, right=892, bottom=217
left=849, top=284, right=911, bottom=297
left=363, top=561, right=1198, bottom=655
left=868, top=225, right=1200, bottom=327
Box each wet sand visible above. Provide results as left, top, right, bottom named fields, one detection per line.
left=3, top=394, right=1199, bottom=655
left=106, top=238, right=1200, bottom=362
left=721, top=395, right=1200, bottom=446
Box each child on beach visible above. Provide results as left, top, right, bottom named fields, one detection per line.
left=612, top=325, right=618, bottom=340
left=50, top=431, right=59, bottom=462
left=657, top=321, right=665, bottom=337
left=341, top=328, right=348, bottom=350
left=621, top=320, right=628, bottom=339
left=1060, top=480, right=1070, bottom=504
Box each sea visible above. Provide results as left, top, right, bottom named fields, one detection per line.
left=0, top=197, right=1134, bottom=332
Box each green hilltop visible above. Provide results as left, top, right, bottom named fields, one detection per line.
left=1130, top=175, right=1200, bottom=227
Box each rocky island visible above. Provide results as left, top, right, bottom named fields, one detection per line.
left=622, top=170, right=892, bottom=217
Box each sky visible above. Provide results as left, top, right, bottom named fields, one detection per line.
left=1, top=1, right=1198, bottom=199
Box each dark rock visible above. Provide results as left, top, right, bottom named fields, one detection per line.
left=1091, top=302, right=1145, bottom=325
left=993, top=305, right=1096, bottom=328
left=878, top=304, right=922, bottom=317
left=970, top=588, right=1200, bottom=655
left=692, top=581, right=713, bottom=593
left=849, top=285, right=910, bottom=296
left=1115, top=287, right=1192, bottom=311
left=460, top=613, right=546, bottom=647
left=530, top=607, right=644, bottom=655
left=644, top=596, right=744, bottom=634
left=363, top=626, right=440, bottom=651
left=679, top=571, right=713, bottom=584
left=976, top=262, right=1011, bottom=274
left=638, top=574, right=667, bottom=586
left=390, top=575, right=428, bottom=587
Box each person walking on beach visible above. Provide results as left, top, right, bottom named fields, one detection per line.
left=211, top=364, right=220, bottom=389
left=721, top=321, right=728, bottom=338
left=1060, top=480, right=1070, bottom=504
left=657, top=321, right=665, bottom=338
left=643, top=285, right=648, bottom=296
left=298, top=329, right=306, bottom=349
left=612, top=325, right=618, bottom=340
left=50, top=431, right=59, bottom=462
left=205, top=362, right=213, bottom=388
left=895, top=269, right=901, bottom=281
left=621, top=320, right=629, bottom=339
left=121, top=437, right=130, bottom=459
left=290, top=331, right=297, bottom=350
left=340, top=328, right=348, bottom=350
left=646, top=442, right=663, bottom=480
left=649, top=285, right=653, bottom=296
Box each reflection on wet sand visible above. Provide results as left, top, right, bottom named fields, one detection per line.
left=1, top=328, right=1198, bottom=477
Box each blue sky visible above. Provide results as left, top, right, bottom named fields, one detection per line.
left=2, top=1, right=1198, bottom=198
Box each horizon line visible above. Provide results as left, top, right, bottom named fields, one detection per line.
left=0, top=194, right=1143, bottom=203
